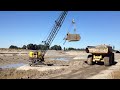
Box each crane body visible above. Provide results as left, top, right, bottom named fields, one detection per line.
left=29, top=11, right=68, bottom=66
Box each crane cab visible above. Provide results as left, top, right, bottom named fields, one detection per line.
left=29, top=51, right=44, bottom=66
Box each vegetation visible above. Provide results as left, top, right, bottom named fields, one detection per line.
left=9, top=44, right=86, bottom=51
left=9, top=45, right=18, bottom=49
left=9, top=44, right=61, bottom=50
left=65, top=47, right=85, bottom=51
left=26, top=44, right=49, bottom=50
left=50, top=45, right=62, bottom=50
left=22, top=45, right=27, bottom=49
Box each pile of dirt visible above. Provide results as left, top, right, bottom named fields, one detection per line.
left=0, top=68, right=66, bottom=79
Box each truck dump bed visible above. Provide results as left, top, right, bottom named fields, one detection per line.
left=86, top=45, right=112, bottom=54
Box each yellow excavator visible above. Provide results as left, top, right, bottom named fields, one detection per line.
left=29, top=11, right=80, bottom=66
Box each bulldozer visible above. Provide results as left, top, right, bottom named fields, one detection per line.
left=86, top=44, right=114, bottom=66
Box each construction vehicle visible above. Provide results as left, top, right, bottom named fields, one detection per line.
left=86, top=44, right=114, bottom=66
left=29, top=11, right=68, bottom=66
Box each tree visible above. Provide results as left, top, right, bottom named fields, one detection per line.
left=34, top=44, right=38, bottom=50
left=9, top=45, right=18, bottom=49
left=58, top=45, right=62, bottom=50
left=22, top=45, right=27, bottom=49
left=51, top=45, right=62, bottom=50
left=68, top=47, right=75, bottom=50
left=27, top=44, right=34, bottom=50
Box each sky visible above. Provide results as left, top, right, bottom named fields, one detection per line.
left=0, top=11, right=120, bottom=50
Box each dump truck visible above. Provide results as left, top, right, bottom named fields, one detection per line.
left=86, top=44, right=114, bottom=66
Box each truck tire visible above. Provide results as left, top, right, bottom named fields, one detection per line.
left=87, top=55, right=93, bottom=65
left=104, top=56, right=110, bottom=66
left=111, top=53, right=114, bottom=65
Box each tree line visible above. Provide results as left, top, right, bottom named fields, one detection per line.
left=9, top=44, right=86, bottom=51
left=9, top=44, right=62, bottom=50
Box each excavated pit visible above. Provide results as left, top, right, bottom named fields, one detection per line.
left=0, top=63, right=26, bottom=69
left=1, top=50, right=120, bottom=79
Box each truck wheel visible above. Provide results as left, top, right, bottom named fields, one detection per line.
left=87, top=55, right=93, bottom=65
left=104, top=56, right=110, bottom=66
left=111, top=53, right=114, bottom=65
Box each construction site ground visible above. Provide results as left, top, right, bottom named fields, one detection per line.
left=0, top=49, right=120, bottom=79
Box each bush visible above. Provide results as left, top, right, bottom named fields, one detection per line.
left=50, top=45, right=62, bottom=50
left=9, top=45, right=18, bottom=49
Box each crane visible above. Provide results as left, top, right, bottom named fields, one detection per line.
left=42, top=11, right=68, bottom=55
left=29, top=11, right=68, bottom=66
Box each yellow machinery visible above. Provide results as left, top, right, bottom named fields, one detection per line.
left=29, top=11, right=68, bottom=66
left=86, top=45, right=114, bottom=66
left=29, top=51, right=43, bottom=59
left=29, top=51, right=45, bottom=66
left=28, top=11, right=81, bottom=66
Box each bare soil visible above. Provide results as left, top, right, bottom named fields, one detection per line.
left=0, top=49, right=120, bottom=79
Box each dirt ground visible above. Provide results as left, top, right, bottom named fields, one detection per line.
left=0, top=49, right=120, bottom=79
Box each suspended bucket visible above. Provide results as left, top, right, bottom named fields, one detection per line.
left=63, top=19, right=81, bottom=43
left=65, top=33, right=81, bottom=42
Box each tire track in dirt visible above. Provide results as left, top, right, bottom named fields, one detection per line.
left=48, top=64, right=108, bottom=79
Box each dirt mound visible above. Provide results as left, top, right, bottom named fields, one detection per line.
left=0, top=68, right=66, bottom=79
left=16, top=65, right=68, bottom=72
